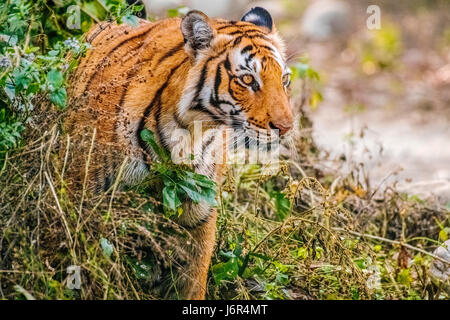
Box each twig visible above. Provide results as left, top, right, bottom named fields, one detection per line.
left=108, top=157, right=129, bottom=214
left=45, top=171, right=73, bottom=247
left=60, top=134, right=70, bottom=185
left=79, top=128, right=96, bottom=213
left=384, top=261, right=402, bottom=295
left=334, top=228, right=450, bottom=266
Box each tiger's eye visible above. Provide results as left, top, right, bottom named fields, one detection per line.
left=241, top=74, right=254, bottom=85
left=282, top=74, right=291, bottom=87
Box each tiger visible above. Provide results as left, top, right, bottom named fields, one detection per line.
left=65, top=7, right=294, bottom=299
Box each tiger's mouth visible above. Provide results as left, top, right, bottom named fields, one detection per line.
left=207, top=111, right=284, bottom=150
left=228, top=124, right=282, bottom=151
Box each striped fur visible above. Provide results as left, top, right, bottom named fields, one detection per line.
left=65, top=8, right=293, bottom=299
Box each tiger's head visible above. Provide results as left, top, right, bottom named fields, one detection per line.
left=178, top=7, right=294, bottom=146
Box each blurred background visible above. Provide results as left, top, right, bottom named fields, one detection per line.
left=143, top=0, right=450, bottom=204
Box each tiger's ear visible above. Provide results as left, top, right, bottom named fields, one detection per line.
left=181, top=10, right=214, bottom=55
left=241, top=7, right=273, bottom=33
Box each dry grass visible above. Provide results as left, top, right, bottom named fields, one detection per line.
left=0, top=96, right=449, bottom=300
left=0, top=102, right=194, bottom=299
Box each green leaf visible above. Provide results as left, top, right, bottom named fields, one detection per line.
left=220, top=250, right=237, bottom=260
left=5, top=35, right=18, bottom=46
left=271, top=191, right=291, bottom=221
left=397, top=268, right=412, bottom=286
left=186, top=171, right=216, bottom=188
left=275, top=273, right=289, bottom=285
left=100, top=237, right=114, bottom=257
left=211, top=258, right=239, bottom=284
left=309, top=90, right=323, bottom=109
left=200, top=186, right=217, bottom=206
left=140, top=129, right=170, bottom=161
left=162, top=185, right=180, bottom=211
left=122, top=15, right=139, bottom=28
left=133, top=5, right=145, bottom=13
left=50, top=87, right=67, bottom=108
left=439, top=228, right=448, bottom=241
left=297, top=246, right=309, bottom=259
left=82, top=1, right=108, bottom=21
left=178, top=180, right=203, bottom=203
left=47, top=50, right=59, bottom=57
left=178, top=179, right=217, bottom=206
left=125, top=256, right=153, bottom=280
left=291, top=62, right=320, bottom=81
left=47, top=69, right=64, bottom=88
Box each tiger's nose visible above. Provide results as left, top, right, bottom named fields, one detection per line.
left=269, top=121, right=293, bottom=136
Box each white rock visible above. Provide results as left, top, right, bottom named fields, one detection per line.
left=430, top=240, right=450, bottom=282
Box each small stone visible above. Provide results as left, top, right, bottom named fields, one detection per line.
left=430, top=240, right=450, bottom=282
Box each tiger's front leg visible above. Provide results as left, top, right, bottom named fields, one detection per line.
left=179, top=209, right=218, bottom=299
left=169, top=145, right=224, bottom=299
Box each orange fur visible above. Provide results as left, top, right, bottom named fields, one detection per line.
left=65, top=10, right=292, bottom=299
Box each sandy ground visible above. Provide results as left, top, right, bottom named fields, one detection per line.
left=311, top=90, right=450, bottom=203
left=277, top=0, right=450, bottom=204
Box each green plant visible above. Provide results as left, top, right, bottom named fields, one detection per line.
left=105, top=0, right=144, bottom=26
left=140, top=129, right=217, bottom=217
left=358, top=22, right=403, bottom=73
left=0, top=106, right=24, bottom=152
left=290, top=57, right=323, bottom=109
left=0, top=0, right=140, bottom=155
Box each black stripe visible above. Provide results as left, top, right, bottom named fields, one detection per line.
left=104, top=153, right=113, bottom=192
left=87, top=22, right=111, bottom=43
left=233, top=36, right=242, bottom=46
left=191, top=42, right=234, bottom=104
left=83, top=23, right=157, bottom=93
left=247, top=33, right=272, bottom=42
left=213, top=62, right=222, bottom=101
left=157, top=42, right=185, bottom=64
left=209, top=93, right=238, bottom=119
left=260, top=45, right=275, bottom=52
left=225, top=59, right=240, bottom=101
left=173, top=112, right=187, bottom=129
left=154, top=99, right=165, bottom=147
left=244, top=135, right=250, bottom=149
left=202, top=134, right=215, bottom=156
left=115, top=41, right=187, bottom=138
left=193, top=61, right=209, bottom=103
left=192, top=103, right=225, bottom=124
left=94, top=157, right=101, bottom=193
left=137, top=57, right=189, bottom=154
left=216, top=23, right=242, bottom=31
left=223, top=30, right=272, bottom=43
left=224, top=55, right=232, bottom=72
left=241, top=45, right=253, bottom=54
left=115, top=51, right=159, bottom=145
left=222, top=29, right=267, bottom=36
left=209, top=92, right=234, bottom=110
